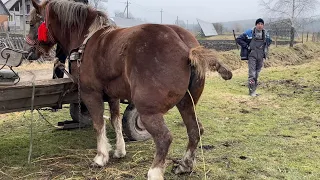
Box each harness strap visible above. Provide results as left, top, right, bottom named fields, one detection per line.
left=69, top=26, right=110, bottom=62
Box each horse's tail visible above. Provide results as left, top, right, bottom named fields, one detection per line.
left=189, top=46, right=233, bottom=80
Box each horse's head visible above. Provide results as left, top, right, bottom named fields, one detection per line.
left=23, top=0, right=56, bottom=60
left=25, top=0, right=107, bottom=61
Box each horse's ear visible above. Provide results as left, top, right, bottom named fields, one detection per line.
left=31, top=0, right=40, bottom=13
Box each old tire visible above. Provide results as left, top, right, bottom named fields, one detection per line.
left=122, top=104, right=151, bottom=141
left=70, top=103, right=92, bottom=126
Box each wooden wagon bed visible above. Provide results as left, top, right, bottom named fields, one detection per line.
left=0, top=69, right=77, bottom=114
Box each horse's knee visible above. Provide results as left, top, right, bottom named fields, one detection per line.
left=163, top=131, right=173, bottom=146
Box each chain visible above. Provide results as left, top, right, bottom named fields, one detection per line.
left=77, top=58, right=82, bottom=129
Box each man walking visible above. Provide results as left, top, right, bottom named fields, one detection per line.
left=236, top=18, right=272, bottom=96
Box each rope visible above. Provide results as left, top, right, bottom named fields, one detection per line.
left=28, top=72, right=36, bottom=164
left=186, top=89, right=207, bottom=180
left=36, top=109, right=61, bottom=129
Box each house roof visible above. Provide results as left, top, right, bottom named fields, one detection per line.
left=0, top=0, right=10, bottom=15
left=4, top=0, right=36, bottom=11
left=110, top=17, right=147, bottom=28
left=4, top=0, right=17, bottom=11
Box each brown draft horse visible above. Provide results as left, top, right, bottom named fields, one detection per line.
left=28, top=0, right=232, bottom=179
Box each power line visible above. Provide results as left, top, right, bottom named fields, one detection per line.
left=130, top=1, right=159, bottom=12
left=117, top=0, right=192, bottom=24
left=121, top=0, right=131, bottom=18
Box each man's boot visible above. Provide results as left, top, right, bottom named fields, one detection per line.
left=249, top=79, right=257, bottom=97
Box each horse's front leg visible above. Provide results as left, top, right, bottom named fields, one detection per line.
left=81, top=91, right=111, bottom=166
left=108, top=98, right=126, bottom=158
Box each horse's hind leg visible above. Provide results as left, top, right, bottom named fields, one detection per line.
left=140, top=113, right=173, bottom=180
left=173, top=77, right=205, bottom=174
left=108, top=98, right=126, bottom=158
left=81, top=91, right=112, bottom=166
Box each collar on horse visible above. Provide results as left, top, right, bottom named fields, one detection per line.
left=68, top=26, right=108, bottom=62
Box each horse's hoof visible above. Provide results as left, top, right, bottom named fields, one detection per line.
left=172, top=163, right=192, bottom=174
left=148, top=167, right=164, bottom=180
left=90, top=162, right=103, bottom=168
left=93, top=154, right=109, bottom=167
left=113, top=149, right=126, bottom=158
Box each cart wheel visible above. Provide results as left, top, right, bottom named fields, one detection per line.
left=70, top=103, right=92, bottom=126
left=122, top=104, right=151, bottom=141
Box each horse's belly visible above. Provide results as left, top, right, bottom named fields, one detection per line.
left=103, top=78, right=131, bottom=100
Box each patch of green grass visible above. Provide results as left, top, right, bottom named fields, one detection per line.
left=1, top=60, right=320, bottom=179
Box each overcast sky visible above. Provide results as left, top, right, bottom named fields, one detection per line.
left=104, top=0, right=263, bottom=23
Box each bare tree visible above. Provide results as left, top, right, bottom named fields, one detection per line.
left=261, top=0, right=320, bottom=47
left=213, top=23, right=224, bottom=34
left=234, top=23, right=243, bottom=33
left=90, top=0, right=108, bottom=10
left=114, top=10, right=136, bottom=19
left=175, top=20, right=187, bottom=28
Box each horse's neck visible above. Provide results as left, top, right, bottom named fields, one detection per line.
left=68, top=33, right=87, bottom=52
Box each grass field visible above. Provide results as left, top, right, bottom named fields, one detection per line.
left=0, top=41, right=320, bottom=180
left=0, top=44, right=320, bottom=179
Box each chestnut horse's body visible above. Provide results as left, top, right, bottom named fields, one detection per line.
left=26, top=0, right=232, bottom=179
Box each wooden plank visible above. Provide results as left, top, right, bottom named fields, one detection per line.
left=0, top=78, right=77, bottom=113
left=19, top=38, right=24, bottom=49
left=0, top=79, right=75, bottom=100
left=0, top=92, right=78, bottom=114
left=0, top=83, right=66, bottom=101
left=0, top=76, right=74, bottom=89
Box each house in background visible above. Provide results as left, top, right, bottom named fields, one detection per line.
left=0, top=0, right=10, bottom=32
left=110, top=17, right=147, bottom=28
left=4, top=0, right=32, bottom=33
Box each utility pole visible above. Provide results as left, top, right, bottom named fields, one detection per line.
left=122, top=0, right=130, bottom=19
left=193, top=22, right=195, bottom=33
left=21, top=0, right=26, bottom=36
left=126, top=0, right=129, bottom=19
left=290, top=0, right=295, bottom=47
left=176, top=16, right=179, bottom=26
left=187, top=20, right=188, bottom=30
left=160, top=9, right=163, bottom=24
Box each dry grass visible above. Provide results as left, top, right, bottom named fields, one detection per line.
left=216, top=42, right=320, bottom=70
left=16, top=61, right=54, bottom=71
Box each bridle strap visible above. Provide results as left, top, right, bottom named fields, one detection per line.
left=45, top=4, right=56, bottom=44
left=25, top=35, right=48, bottom=55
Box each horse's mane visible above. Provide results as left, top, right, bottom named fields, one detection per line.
left=46, top=0, right=114, bottom=36
left=29, top=8, right=38, bottom=22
